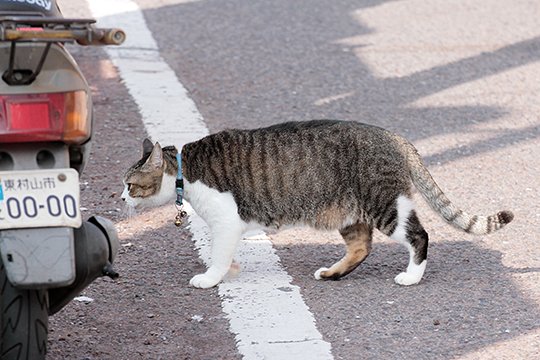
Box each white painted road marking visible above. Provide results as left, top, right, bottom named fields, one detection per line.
left=87, top=1, right=333, bottom=358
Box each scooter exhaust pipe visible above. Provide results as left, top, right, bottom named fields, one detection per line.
left=48, top=216, right=120, bottom=315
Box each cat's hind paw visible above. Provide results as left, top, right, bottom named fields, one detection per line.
left=314, top=267, right=330, bottom=280
left=190, top=273, right=221, bottom=289
left=394, top=260, right=426, bottom=286
left=394, top=272, right=422, bottom=286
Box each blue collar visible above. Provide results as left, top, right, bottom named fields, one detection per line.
left=174, top=152, right=187, bottom=227
left=175, top=152, right=184, bottom=206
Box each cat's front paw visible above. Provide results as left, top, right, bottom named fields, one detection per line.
left=394, top=272, right=422, bottom=286
left=190, top=273, right=221, bottom=289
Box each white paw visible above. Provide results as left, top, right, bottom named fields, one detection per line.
left=394, top=272, right=422, bottom=286
left=189, top=273, right=221, bottom=289
left=314, top=267, right=329, bottom=280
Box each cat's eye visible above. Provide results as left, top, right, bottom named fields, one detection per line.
left=128, top=183, right=150, bottom=192
left=127, top=183, right=141, bottom=192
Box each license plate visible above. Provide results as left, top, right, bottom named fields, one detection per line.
left=0, top=169, right=82, bottom=229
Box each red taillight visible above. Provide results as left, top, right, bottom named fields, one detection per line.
left=10, top=101, right=51, bottom=129
left=0, top=91, right=90, bottom=144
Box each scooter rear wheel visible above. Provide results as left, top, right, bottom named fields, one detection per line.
left=0, top=259, right=48, bottom=360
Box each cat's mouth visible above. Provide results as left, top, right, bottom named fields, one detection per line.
left=121, top=198, right=139, bottom=209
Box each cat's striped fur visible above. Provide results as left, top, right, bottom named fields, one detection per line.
left=122, top=120, right=513, bottom=288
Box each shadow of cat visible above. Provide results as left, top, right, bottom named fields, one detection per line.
left=274, top=239, right=539, bottom=359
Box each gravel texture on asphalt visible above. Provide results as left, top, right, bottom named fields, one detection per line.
left=48, top=1, right=540, bottom=359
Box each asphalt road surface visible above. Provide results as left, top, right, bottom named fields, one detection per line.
left=49, top=0, right=539, bottom=359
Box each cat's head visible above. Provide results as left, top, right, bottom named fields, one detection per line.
left=121, top=138, right=177, bottom=209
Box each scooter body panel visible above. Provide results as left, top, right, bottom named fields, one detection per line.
left=0, top=42, right=89, bottom=94
left=0, top=227, right=75, bottom=288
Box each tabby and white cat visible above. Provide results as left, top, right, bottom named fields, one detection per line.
left=121, top=120, right=513, bottom=289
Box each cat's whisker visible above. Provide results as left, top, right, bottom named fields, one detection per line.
left=119, top=204, right=137, bottom=219
left=115, top=205, right=177, bottom=238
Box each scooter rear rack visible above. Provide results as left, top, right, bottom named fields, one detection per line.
left=0, top=16, right=125, bottom=85
left=0, top=16, right=125, bottom=45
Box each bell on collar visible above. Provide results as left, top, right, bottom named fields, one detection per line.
left=174, top=209, right=188, bottom=227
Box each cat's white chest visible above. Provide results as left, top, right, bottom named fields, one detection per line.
left=184, top=179, right=245, bottom=228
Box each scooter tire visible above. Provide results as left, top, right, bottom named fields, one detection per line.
left=0, top=260, right=48, bottom=360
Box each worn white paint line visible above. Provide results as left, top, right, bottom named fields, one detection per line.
left=189, top=215, right=333, bottom=359
left=87, top=0, right=206, bottom=147
left=88, top=1, right=333, bottom=359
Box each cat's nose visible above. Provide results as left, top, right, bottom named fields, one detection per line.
left=121, top=187, right=128, bottom=201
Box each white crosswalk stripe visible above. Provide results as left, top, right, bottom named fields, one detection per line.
left=87, top=1, right=333, bottom=358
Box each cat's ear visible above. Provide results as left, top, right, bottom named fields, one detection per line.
left=142, top=138, right=154, bottom=157
left=144, top=142, right=163, bottom=169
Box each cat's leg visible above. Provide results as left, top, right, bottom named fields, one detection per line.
left=189, top=218, right=243, bottom=289
left=186, top=180, right=244, bottom=289
left=314, top=222, right=373, bottom=280
left=389, top=195, right=429, bottom=286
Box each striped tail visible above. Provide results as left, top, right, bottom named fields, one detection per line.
left=407, top=152, right=514, bottom=235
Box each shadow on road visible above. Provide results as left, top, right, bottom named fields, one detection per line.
left=274, top=239, right=539, bottom=359
left=137, top=1, right=540, bottom=358
left=59, top=1, right=540, bottom=359
left=144, top=0, right=540, bottom=167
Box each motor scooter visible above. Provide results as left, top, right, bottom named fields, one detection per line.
left=0, top=1, right=125, bottom=359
